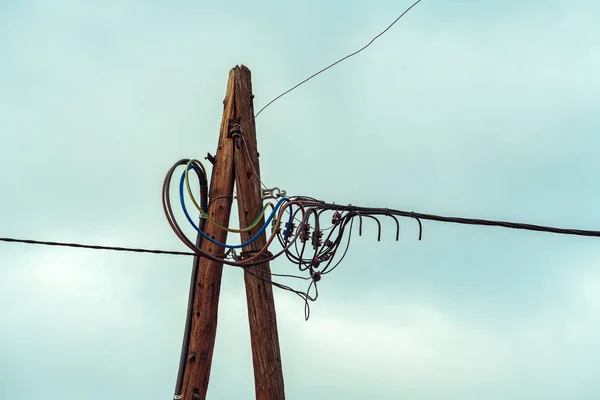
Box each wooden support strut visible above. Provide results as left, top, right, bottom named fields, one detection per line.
left=180, top=68, right=237, bottom=400
left=232, top=65, right=286, bottom=400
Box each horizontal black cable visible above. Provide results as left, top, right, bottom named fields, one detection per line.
left=3, top=200, right=600, bottom=261
left=0, top=237, right=196, bottom=256
left=308, top=202, right=600, bottom=238
left=409, top=211, right=600, bottom=237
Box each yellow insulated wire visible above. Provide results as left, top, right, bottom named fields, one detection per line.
left=184, top=159, right=276, bottom=233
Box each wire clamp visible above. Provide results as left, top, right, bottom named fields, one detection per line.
left=225, top=248, right=239, bottom=261
left=239, top=250, right=273, bottom=262
left=262, top=187, right=286, bottom=200
left=227, top=118, right=242, bottom=138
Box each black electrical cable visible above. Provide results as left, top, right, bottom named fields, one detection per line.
left=173, top=164, right=208, bottom=399
left=0, top=237, right=196, bottom=256
left=250, top=0, right=424, bottom=122
left=322, top=218, right=355, bottom=275
left=310, top=202, right=600, bottom=238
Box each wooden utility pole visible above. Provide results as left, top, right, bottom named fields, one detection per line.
left=180, top=65, right=285, bottom=400
left=180, top=69, right=237, bottom=399
left=233, top=65, right=286, bottom=400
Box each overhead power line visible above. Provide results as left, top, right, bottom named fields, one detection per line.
left=311, top=203, right=600, bottom=239
left=251, top=0, right=424, bottom=121
left=0, top=237, right=195, bottom=256
left=2, top=203, right=599, bottom=260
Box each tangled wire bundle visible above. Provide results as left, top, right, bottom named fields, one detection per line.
left=162, top=158, right=431, bottom=320
left=164, top=157, right=600, bottom=320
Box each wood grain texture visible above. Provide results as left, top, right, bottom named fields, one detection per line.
left=233, top=65, right=286, bottom=400
left=181, top=68, right=237, bottom=400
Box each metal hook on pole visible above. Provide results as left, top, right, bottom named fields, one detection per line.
left=262, top=187, right=286, bottom=200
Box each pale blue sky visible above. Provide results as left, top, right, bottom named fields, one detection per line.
left=1, top=0, right=600, bottom=399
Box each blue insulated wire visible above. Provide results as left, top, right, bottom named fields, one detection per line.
left=179, top=168, right=288, bottom=249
